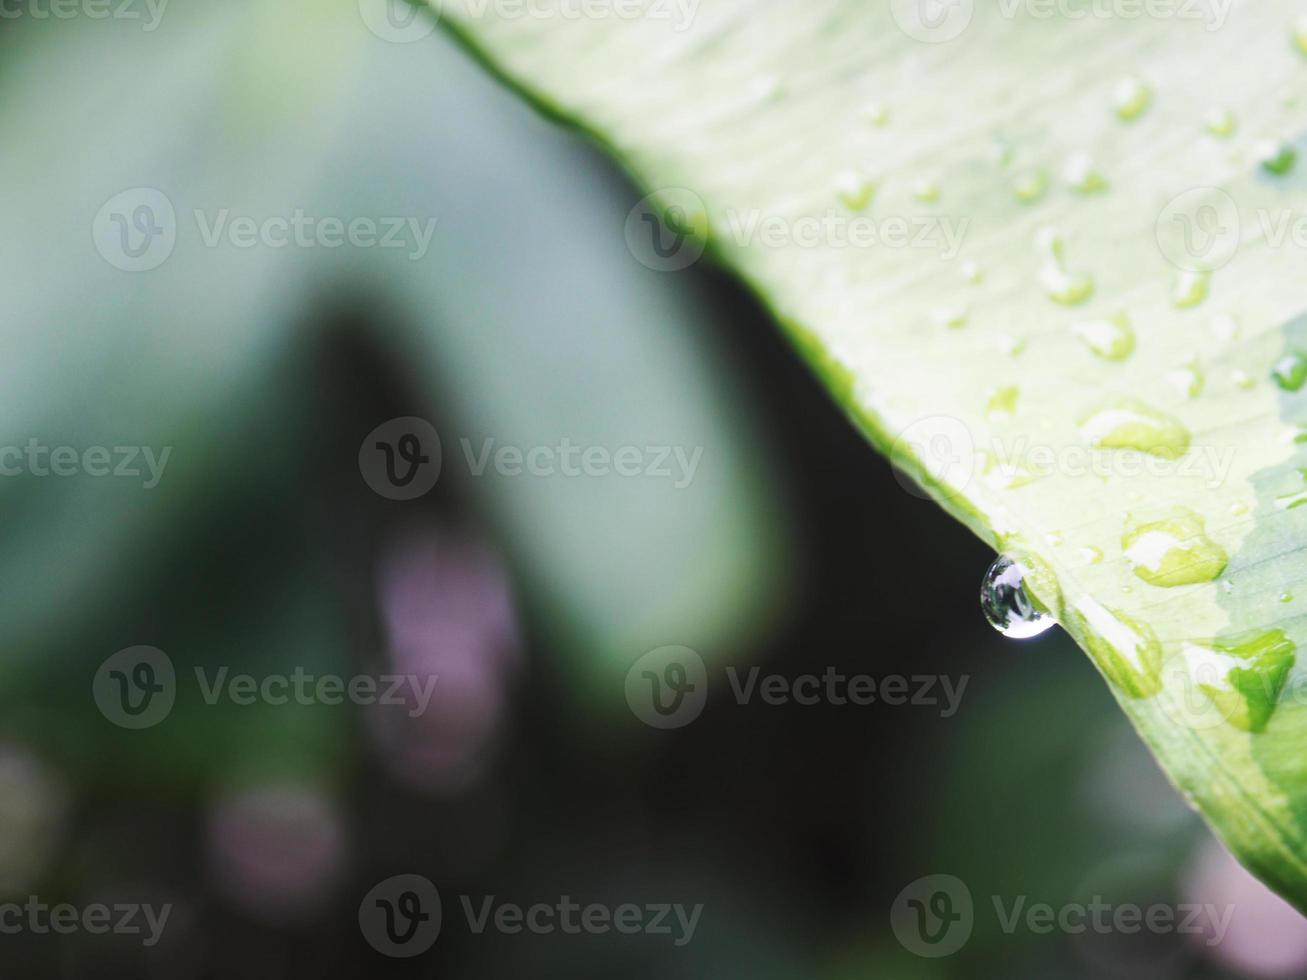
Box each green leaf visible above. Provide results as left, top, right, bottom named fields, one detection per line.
left=438, top=0, right=1307, bottom=907
left=0, top=1, right=786, bottom=710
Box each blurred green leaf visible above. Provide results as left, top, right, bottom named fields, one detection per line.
left=0, top=0, right=790, bottom=747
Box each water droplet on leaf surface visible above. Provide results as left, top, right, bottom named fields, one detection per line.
left=833, top=170, right=876, bottom=211
left=1122, top=509, right=1228, bottom=587
left=1275, top=469, right=1307, bottom=510
left=1037, top=228, right=1095, bottom=305
left=1272, top=351, right=1307, bottom=392
left=1165, top=358, right=1204, bottom=399
left=1113, top=76, right=1151, bottom=120
left=995, top=333, right=1026, bottom=357
left=1080, top=399, right=1192, bottom=458
left=1062, top=152, right=1107, bottom=193
left=1205, top=107, right=1237, bottom=137
left=986, top=385, right=1019, bottom=420
left=1173, top=269, right=1210, bottom=309
left=1258, top=140, right=1297, bottom=176
left=1073, top=313, right=1135, bottom=360
left=862, top=100, right=890, bottom=125
left=1173, top=630, right=1296, bottom=732
left=1210, top=313, right=1239, bottom=343
left=911, top=177, right=940, bottom=202
left=1013, top=169, right=1049, bottom=203
left=981, top=555, right=1056, bottom=638
left=932, top=305, right=968, bottom=329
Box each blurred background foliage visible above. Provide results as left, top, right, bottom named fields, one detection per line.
left=0, top=0, right=1304, bottom=976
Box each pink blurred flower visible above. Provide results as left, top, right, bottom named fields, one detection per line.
left=367, top=525, right=520, bottom=796
left=1184, top=836, right=1307, bottom=977
left=206, top=782, right=346, bottom=925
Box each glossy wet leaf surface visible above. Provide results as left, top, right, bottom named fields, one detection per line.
left=439, top=0, right=1307, bottom=908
